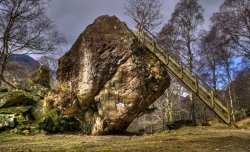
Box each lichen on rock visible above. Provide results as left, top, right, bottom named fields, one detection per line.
left=0, top=114, right=15, bottom=129
left=36, top=106, right=81, bottom=133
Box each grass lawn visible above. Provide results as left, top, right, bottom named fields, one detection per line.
left=0, top=126, right=249, bottom=152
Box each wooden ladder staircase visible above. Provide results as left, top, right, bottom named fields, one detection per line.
left=133, top=30, right=234, bottom=125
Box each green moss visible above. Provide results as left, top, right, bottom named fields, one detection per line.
left=37, top=107, right=60, bottom=132
left=81, top=122, right=92, bottom=134
left=9, top=128, right=21, bottom=134
left=0, top=90, right=36, bottom=108
left=30, top=84, right=50, bottom=98
left=0, top=106, right=32, bottom=114
left=16, top=124, right=26, bottom=130
left=37, top=107, right=81, bottom=133
left=22, top=130, right=30, bottom=135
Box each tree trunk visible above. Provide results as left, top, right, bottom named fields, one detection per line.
left=0, top=21, right=15, bottom=88
left=167, top=100, right=173, bottom=125
left=187, top=31, right=196, bottom=125
left=212, top=61, right=217, bottom=91
left=162, top=99, right=168, bottom=130
left=190, top=94, right=196, bottom=125
left=224, top=60, right=235, bottom=123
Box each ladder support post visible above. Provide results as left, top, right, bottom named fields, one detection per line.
left=228, top=106, right=233, bottom=125
left=195, top=76, right=198, bottom=93
left=228, top=111, right=231, bottom=125
left=153, top=40, right=156, bottom=51
left=211, top=90, right=215, bottom=108
left=226, top=100, right=230, bottom=123
left=165, top=54, right=169, bottom=65
left=180, top=67, right=183, bottom=79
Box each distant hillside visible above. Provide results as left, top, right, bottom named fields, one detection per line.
left=7, top=54, right=40, bottom=70
left=1, top=54, right=40, bottom=87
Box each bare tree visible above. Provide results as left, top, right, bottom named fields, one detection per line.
left=198, top=27, right=222, bottom=91
left=156, top=78, right=182, bottom=129
left=38, top=55, right=58, bottom=86
left=158, top=23, right=182, bottom=62
left=124, top=0, right=163, bottom=32
left=0, top=0, right=66, bottom=87
left=39, top=55, right=58, bottom=71
left=211, top=0, right=250, bottom=58
left=233, top=67, right=250, bottom=118
left=168, top=0, right=204, bottom=72
left=217, top=44, right=236, bottom=122
left=205, top=23, right=237, bottom=122
left=160, top=0, right=204, bottom=125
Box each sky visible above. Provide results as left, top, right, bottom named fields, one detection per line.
left=46, top=0, right=224, bottom=55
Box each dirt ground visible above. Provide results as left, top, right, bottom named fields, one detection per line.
left=0, top=126, right=249, bottom=152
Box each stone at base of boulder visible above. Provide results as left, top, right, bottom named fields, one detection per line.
left=36, top=107, right=82, bottom=133
left=0, top=88, right=8, bottom=92
left=8, top=124, right=41, bottom=135
left=0, top=114, right=15, bottom=129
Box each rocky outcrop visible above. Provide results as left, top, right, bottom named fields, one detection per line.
left=0, top=66, right=51, bottom=134
left=45, top=15, right=170, bottom=135
left=0, top=90, right=38, bottom=132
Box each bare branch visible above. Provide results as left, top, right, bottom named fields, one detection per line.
left=124, top=0, right=163, bottom=32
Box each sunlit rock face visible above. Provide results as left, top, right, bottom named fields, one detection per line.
left=51, top=15, right=170, bottom=135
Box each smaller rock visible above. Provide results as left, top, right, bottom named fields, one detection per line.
left=37, top=107, right=81, bottom=133
left=0, top=88, right=8, bottom=92
left=22, top=130, right=30, bottom=135
left=30, top=84, right=50, bottom=98
left=0, top=114, right=15, bottom=129
left=14, top=79, right=32, bottom=92
left=0, top=90, right=36, bottom=108
left=29, top=65, right=51, bottom=88
left=9, top=128, right=21, bottom=134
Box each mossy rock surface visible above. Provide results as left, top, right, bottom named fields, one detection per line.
left=13, top=79, right=49, bottom=100
left=37, top=107, right=81, bottom=133
left=0, top=106, right=32, bottom=114
left=0, top=90, right=36, bottom=108
left=30, top=84, right=50, bottom=98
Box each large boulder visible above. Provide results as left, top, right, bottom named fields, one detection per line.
left=46, top=15, right=170, bottom=135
